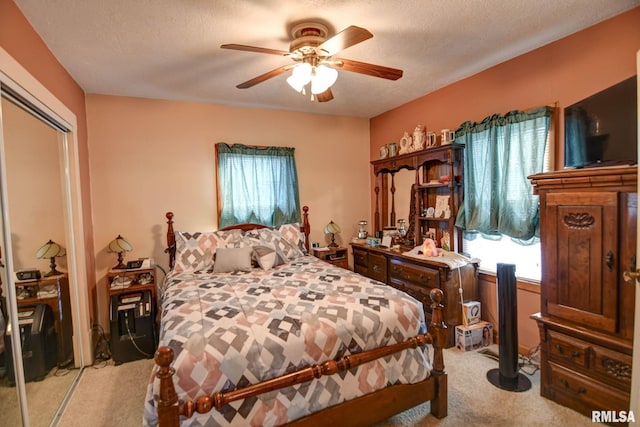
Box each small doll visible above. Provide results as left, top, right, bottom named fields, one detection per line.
left=421, top=238, right=440, bottom=257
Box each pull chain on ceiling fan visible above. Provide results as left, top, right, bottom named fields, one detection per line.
left=221, top=22, right=403, bottom=102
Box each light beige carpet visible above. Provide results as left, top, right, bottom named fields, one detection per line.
left=0, top=366, right=78, bottom=427
left=57, top=359, right=155, bottom=427
left=58, top=347, right=601, bottom=427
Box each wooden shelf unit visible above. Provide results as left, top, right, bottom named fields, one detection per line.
left=371, top=144, right=464, bottom=251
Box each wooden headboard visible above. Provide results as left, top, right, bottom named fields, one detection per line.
left=165, top=206, right=311, bottom=269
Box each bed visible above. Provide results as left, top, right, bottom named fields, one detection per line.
left=145, top=207, right=447, bottom=427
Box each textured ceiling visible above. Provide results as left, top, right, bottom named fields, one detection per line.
left=14, top=0, right=640, bottom=118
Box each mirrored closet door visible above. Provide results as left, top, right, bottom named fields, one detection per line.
left=0, top=88, right=82, bottom=426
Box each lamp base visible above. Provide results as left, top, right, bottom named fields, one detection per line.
left=112, top=251, right=126, bottom=270
left=45, top=257, right=63, bottom=277
left=44, top=268, right=63, bottom=277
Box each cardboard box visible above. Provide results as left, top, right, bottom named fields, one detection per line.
left=455, top=321, right=493, bottom=352
left=462, top=301, right=481, bottom=326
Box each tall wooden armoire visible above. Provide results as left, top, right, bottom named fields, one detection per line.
left=530, top=166, right=636, bottom=418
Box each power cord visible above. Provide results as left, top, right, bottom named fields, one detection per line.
left=92, top=324, right=111, bottom=364
left=124, top=311, right=154, bottom=358
left=457, top=267, right=467, bottom=326
left=478, top=342, right=541, bottom=376
left=518, top=343, right=541, bottom=376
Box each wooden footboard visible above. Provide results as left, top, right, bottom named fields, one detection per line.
left=154, top=288, right=447, bottom=427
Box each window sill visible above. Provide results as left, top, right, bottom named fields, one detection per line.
left=478, top=270, right=541, bottom=294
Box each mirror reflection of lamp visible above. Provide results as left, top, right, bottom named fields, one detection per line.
left=324, top=221, right=341, bottom=248
left=108, top=235, right=133, bottom=270
left=36, top=239, right=66, bottom=277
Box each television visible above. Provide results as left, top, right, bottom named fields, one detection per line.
left=564, top=76, right=637, bottom=168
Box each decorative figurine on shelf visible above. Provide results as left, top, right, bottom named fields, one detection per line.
left=379, top=144, right=388, bottom=159
left=426, top=131, right=436, bottom=147
left=388, top=142, right=398, bottom=157
left=441, top=231, right=451, bottom=251
left=412, top=125, right=426, bottom=151
left=397, top=219, right=407, bottom=238
left=399, top=131, right=412, bottom=155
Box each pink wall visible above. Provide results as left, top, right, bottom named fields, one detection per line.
left=370, top=7, right=640, bottom=351
left=86, top=95, right=370, bottom=329
left=0, top=0, right=97, bottom=319
left=371, top=8, right=640, bottom=165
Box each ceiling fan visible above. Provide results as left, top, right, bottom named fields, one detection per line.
left=221, top=22, right=403, bottom=102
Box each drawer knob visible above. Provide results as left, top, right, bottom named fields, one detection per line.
left=560, top=378, right=586, bottom=395
left=555, top=344, right=581, bottom=359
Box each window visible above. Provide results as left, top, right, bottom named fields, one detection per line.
left=455, top=107, right=554, bottom=281
left=216, top=143, right=301, bottom=227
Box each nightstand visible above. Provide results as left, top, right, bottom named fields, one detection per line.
left=106, top=267, right=158, bottom=364
left=312, top=247, right=349, bottom=270
left=16, top=273, right=72, bottom=366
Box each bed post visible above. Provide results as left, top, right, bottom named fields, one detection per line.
left=428, top=288, right=448, bottom=418
left=302, top=205, right=310, bottom=252
left=165, top=212, right=176, bottom=269
left=155, top=347, right=180, bottom=427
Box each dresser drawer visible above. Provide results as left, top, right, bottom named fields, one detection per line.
left=353, top=248, right=368, bottom=268
left=548, top=362, right=629, bottom=414
left=368, top=253, right=387, bottom=282
left=388, top=258, right=439, bottom=289
left=547, top=330, right=589, bottom=369
left=354, top=264, right=368, bottom=277
left=390, top=281, right=432, bottom=312
left=592, top=345, right=632, bottom=390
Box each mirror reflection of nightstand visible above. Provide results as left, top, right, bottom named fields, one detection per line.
left=312, top=247, right=348, bottom=270
left=15, top=273, right=73, bottom=367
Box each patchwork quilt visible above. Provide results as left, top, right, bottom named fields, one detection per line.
left=143, top=255, right=431, bottom=427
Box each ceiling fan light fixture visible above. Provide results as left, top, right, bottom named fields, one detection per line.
left=286, top=63, right=312, bottom=92
left=310, top=65, right=338, bottom=94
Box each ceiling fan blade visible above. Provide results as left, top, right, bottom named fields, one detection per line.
left=316, top=88, right=334, bottom=102
left=334, top=58, right=403, bottom=80
left=317, top=26, right=373, bottom=56
left=221, top=44, right=290, bottom=56
left=236, top=65, right=293, bottom=89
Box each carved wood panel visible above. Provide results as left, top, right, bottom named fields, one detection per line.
left=544, top=191, right=618, bottom=333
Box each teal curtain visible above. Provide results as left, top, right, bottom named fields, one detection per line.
left=217, top=143, right=301, bottom=227
left=454, top=106, right=554, bottom=242
left=564, top=106, right=588, bottom=167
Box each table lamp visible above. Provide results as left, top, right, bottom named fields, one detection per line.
left=108, top=235, right=133, bottom=269
left=324, top=221, right=341, bottom=248
left=36, top=239, right=66, bottom=277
